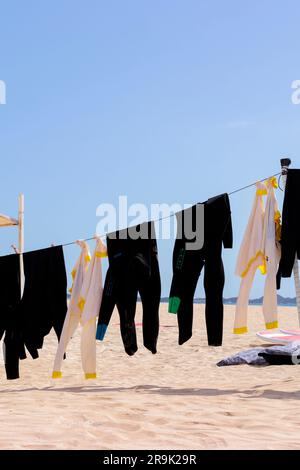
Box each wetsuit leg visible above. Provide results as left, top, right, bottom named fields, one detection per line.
left=169, top=240, right=204, bottom=345
left=0, top=254, right=21, bottom=379
left=203, top=246, right=225, bottom=346
left=139, top=253, right=161, bottom=354
left=96, top=266, right=118, bottom=340
left=116, top=258, right=138, bottom=356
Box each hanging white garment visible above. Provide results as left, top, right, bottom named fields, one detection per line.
left=234, top=178, right=281, bottom=333
left=78, top=238, right=107, bottom=324
left=260, top=176, right=281, bottom=329
left=235, top=181, right=267, bottom=281
left=52, top=241, right=91, bottom=379
left=76, top=238, right=107, bottom=379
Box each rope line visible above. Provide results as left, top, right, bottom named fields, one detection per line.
left=60, top=171, right=281, bottom=248
left=228, top=172, right=281, bottom=196
left=2, top=171, right=282, bottom=253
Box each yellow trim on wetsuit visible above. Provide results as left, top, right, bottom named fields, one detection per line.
left=240, top=251, right=267, bottom=278
left=265, top=321, right=279, bottom=330
left=85, top=373, right=97, bottom=379
left=52, top=371, right=62, bottom=379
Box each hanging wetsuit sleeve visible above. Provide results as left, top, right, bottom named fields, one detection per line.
left=3, top=329, right=21, bottom=380
left=52, top=247, right=68, bottom=342
left=169, top=209, right=190, bottom=314
left=96, top=267, right=117, bottom=340
left=277, top=169, right=300, bottom=280
left=222, top=194, right=233, bottom=249
left=169, top=239, right=186, bottom=314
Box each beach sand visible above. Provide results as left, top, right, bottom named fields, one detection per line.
left=0, top=304, right=300, bottom=450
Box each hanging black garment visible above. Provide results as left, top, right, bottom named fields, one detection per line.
left=277, top=169, right=300, bottom=288
left=169, top=193, right=233, bottom=347
left=96, top=221, right=161, bottom=356
left=0, top=246, right=67, bottom=380
left=0, top=254, right=20, bottom=340
left=19, top=246, right=68, bottom=359
left=0, top=254, right=22, bottom=379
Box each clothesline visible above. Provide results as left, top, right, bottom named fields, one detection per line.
left=228, top=172, right=281, bottom=196
left=61, top=171, right=282, bottom=249
left=1, top=171, right=282, bottom=254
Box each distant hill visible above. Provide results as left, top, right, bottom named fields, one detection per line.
left=160, top=295, right=296, bottom=306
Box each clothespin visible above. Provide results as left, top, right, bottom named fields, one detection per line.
left=76, top=239, right=87, bottom=249
left=279, top=158, right=291, bottom=191
left=280, top=157, right=291, bottom=175
left=94, top=233, right=106, bottom=247
left=94, top=234, right=107, bottom=256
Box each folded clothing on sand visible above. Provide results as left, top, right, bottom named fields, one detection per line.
left=217, top=347, right=267, bottom=366
left=258, top=342, right=300, bottom=365
left=217, top=342, right=300, bottom=367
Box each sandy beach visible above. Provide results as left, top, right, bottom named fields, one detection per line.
left=0, top=303, right=299, bottom=450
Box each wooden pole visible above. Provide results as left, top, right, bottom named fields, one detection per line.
left=18, top=194, right=24, bottom=295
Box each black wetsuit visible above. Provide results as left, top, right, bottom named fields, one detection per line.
left=0, top=253, right=22, bottom=379
left=277, top=169, right=300, bottom=288
left=20, top=246, right=68, bottom=357
left=96, top=221, right=161, bottom=356
left=0, top=246, right=67, bottom=379
left=169, top=193, right=232, bottom=347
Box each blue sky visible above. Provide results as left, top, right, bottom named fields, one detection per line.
left=0, top=0, right=300, bottom=298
